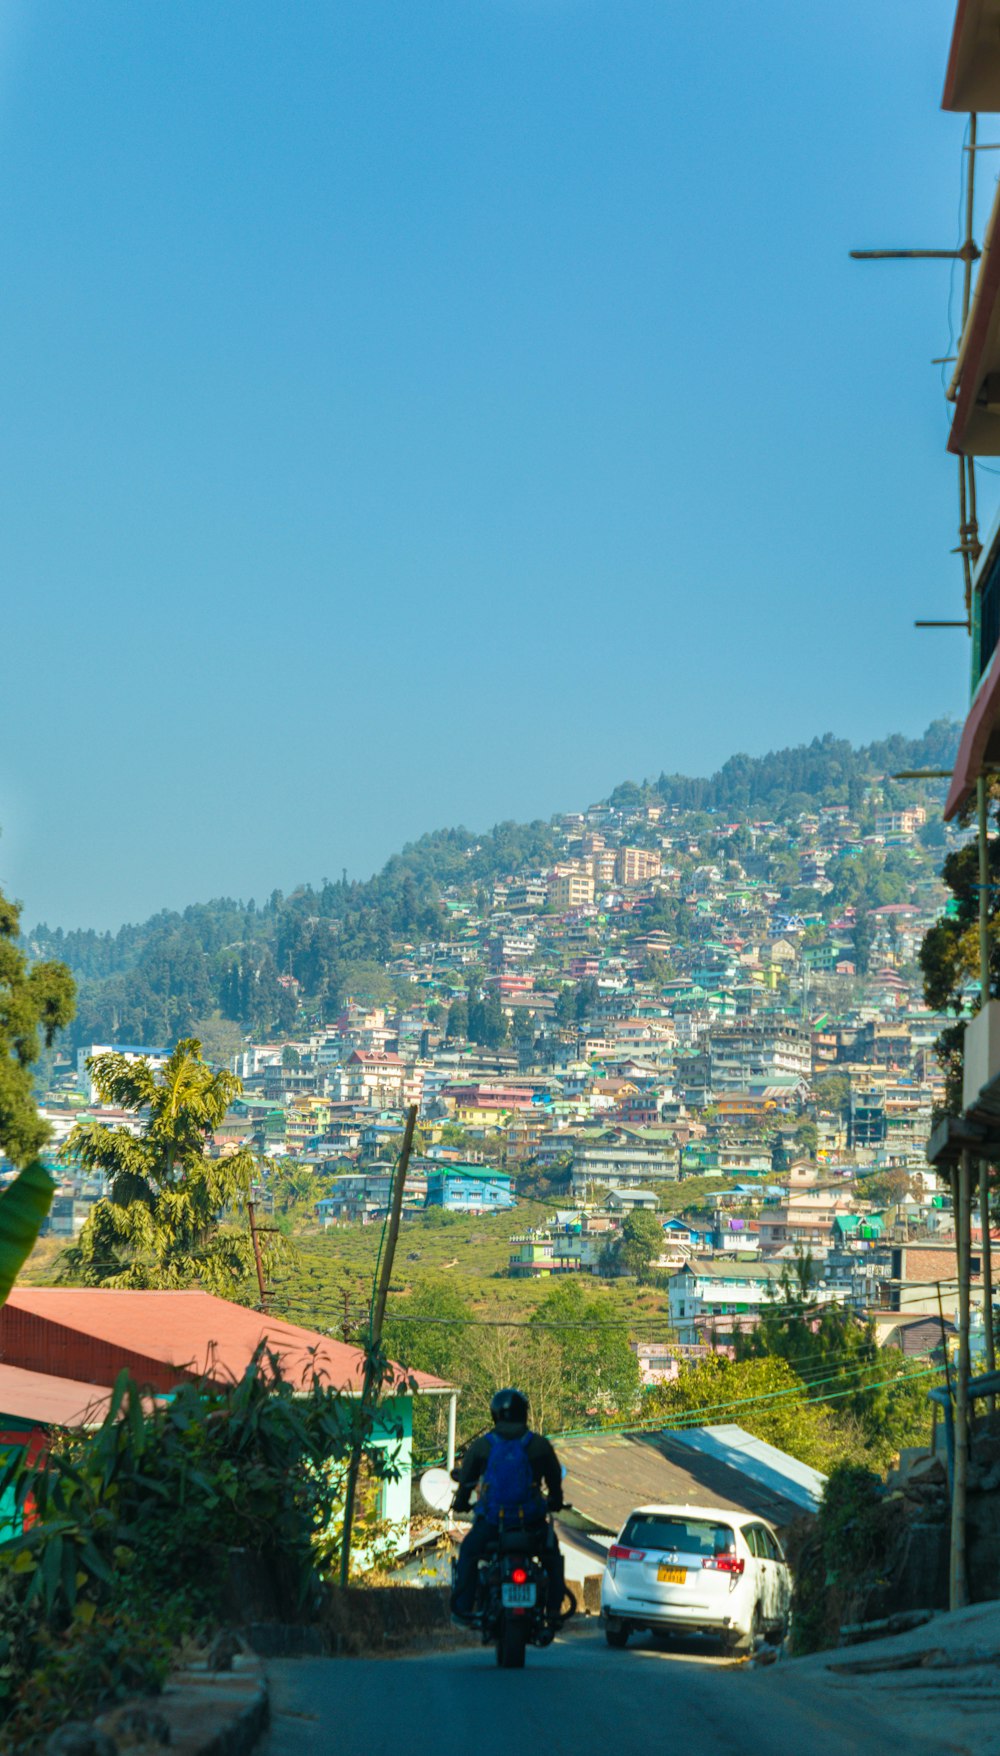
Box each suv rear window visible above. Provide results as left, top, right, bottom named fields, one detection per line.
left=619, top=1514, right=736, bottom=1556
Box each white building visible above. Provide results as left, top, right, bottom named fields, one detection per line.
left=668, top=1258, right=843, bottom=1345
left=77, top=1043, right=169, bottom=1104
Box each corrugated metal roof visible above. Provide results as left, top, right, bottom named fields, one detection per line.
left=0, top=1363, right=115, bottom=1428
left=668, top=1424, right=827, bottom=1514
left=1, top=1290, right=451, bottom=1396
left=555, top=1427, right=813, bottom=1533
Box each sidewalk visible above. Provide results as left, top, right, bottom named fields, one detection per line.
left=756, top=1601, right=1000, bottom=1756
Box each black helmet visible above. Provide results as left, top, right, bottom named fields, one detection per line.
left=490, top=1387, right=529, bottom=1425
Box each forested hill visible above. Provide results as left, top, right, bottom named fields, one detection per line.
left=25, top=720, right=959, bottom=1051
left=640, top=720, right=960, bottom=817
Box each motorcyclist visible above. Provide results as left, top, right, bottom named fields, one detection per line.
left=450, top=1387, right=567, bottom=1628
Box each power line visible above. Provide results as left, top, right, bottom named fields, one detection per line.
left=545, top=1361, right=945, bottom=1444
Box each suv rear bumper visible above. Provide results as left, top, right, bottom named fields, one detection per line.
left=601, top=1604, right=744, bottom=1637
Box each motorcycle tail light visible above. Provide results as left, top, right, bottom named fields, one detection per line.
left=511, top=1567, right=528, bottom=1585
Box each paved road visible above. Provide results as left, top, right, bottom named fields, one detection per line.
left=261, top=1624, right=953, bottom=1756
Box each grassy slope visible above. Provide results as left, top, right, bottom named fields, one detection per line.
left=271, top=1200, right=677, bottom=1338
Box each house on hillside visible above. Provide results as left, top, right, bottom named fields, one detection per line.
left=425, top=1167, right=514, bottom=1213
left=667, top=1258, right=841, bottom=1344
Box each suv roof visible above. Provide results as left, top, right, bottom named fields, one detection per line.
left=621, top=1503, right=764, bottom=1526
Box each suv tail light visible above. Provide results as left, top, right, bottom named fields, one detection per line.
left=607, top=1542, right=646, bottom=1580
left=702, top=1555, right=745, bottom=1575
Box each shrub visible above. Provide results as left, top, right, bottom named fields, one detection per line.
left=0, top=1348, right=404, bottom=1749
left=789, top=1464, right=908, bottom=1654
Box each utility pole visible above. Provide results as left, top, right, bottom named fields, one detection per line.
left=339, top=1104, right=418, bottom=1589
left=247, top=1200, right=270, bottom=1313
left=951, top=1151, right=972, bottom=1610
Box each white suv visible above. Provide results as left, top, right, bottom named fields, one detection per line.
left=600, top=1503, right=792, bottom=1652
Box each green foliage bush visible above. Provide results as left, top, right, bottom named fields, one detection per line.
left=788, top=1464, right=907, bottom=1654
left=383, top=1275, right=641, bottom=1452
left=646, top=1354, right=837, bottom=1471
left=0, top=1351, right=394, bottom=1750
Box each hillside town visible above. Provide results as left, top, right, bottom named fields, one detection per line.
left=26, top=756, right=980, bottom=1368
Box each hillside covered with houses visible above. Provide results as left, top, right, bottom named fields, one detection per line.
left=18, top=720, right=983, bottom=1390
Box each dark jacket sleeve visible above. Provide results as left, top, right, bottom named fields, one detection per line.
left=534, top=1437, right=564, bottom=1511
left=452, top=1435, right=490, bottom=1513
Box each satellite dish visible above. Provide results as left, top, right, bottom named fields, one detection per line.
left=419, top=1467, right=456, bottom=1514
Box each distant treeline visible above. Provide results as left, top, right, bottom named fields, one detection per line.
left=25, top=721, right=958, bottom=1050
left=620, top=720, right=959, bottom=818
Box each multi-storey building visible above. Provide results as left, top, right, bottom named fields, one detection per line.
left=705, top=1025, right=811, bottom=1093
left=549, top=872, right=595, bottom=911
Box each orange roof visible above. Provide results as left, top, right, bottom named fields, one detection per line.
left=0, top=1363, right=116, bottom=1429
left=0, top=1290, right=451, bottom=1397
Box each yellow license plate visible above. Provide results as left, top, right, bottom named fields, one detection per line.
left=657, top=1566, right=686, bottom=1583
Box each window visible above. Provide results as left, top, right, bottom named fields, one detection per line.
left=619, top=1514, right=736, bottom=1557
left=761, top=1527, right=784, bottom=1563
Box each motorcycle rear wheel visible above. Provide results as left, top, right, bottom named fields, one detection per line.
left=497, top=1616, right=528, bottom=1668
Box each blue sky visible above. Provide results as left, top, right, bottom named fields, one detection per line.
left=0, top=0, right=984, bottom=929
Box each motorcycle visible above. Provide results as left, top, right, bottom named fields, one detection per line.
left=419, top=1465, right=576, bottom=1669
left=473, top=1520, right=561, bottom=1669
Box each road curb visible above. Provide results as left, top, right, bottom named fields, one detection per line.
left=94, top=1657, right=268, bottom=1756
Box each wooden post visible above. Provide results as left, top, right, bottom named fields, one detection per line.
left=339, top=1105, right=418, bottom=1589
left=446, top=1391, right=458, bottom=1474
left=951, top=1151, right=972, bottom=1611
left=369, top=1106, right=417, bottom=1346
left=247, top=1201, right=268, bottom=1312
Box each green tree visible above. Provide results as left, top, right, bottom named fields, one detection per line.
left=615, top=1210, right=664, bottom=1279
left=0, top=884, right=76, bottom=1300
left=646, top=1353, right=834, bottom=1470
left=813, top=1072, right=850, bottom=1114
left=270, top=1163, right=318, bottom=1215
left=862, top=1166, right=914, bottom=1208
left=62, top=1040, right=286, bottom=1294
left=383, top=1279, right=469, bottom=1455
left=0, top=888, right=76, bottom=1168
left=468, top=991, right=508, bottom=1049
left=530, top=1281, right=640, bottom=1424
left=853, top=910, right=875, bottom=975
left=189, top=1010, right=244, bottom=1071
left=793, top=1120, right=819, bottom=1158
left=738, top=1254, right=933, bottom=1465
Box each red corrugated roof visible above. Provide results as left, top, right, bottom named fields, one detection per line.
left=0, top=1290, right=451, bottom=1396
left=0, top=1363, right=116, bottom=1428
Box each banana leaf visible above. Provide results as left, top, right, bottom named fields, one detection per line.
left=0, top=1161, right=55, bottom=1307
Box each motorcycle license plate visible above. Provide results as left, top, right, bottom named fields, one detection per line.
left=501, top=1582, right=537, bottom=1608
left=657, top=1567, right=686, bottom=1584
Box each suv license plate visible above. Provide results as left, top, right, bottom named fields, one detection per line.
left=657, top=1567, right=686, bottom=1584
left=502, top=1582, right=537, bottom=1608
